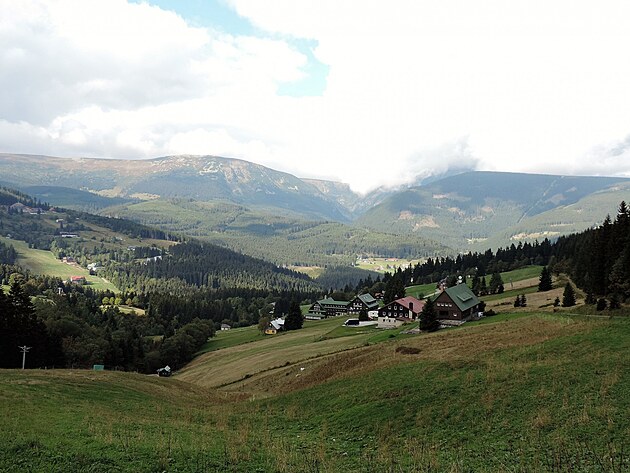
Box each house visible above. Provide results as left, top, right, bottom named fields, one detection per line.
left=347, top=293, right=379, bottom=314
left=9, top=202, right=28, bottom=212
left=68, top=276, right=86, bottom=284
left=306, top=297, right=349, bottom=319
left=220, top=324, right=231, bottom=331
left=433, top=284, right=480, bottom=323
left=377, top=296, right=425, bottom=320
left=377, top=316, right=409, bottom=329
left=265, top=318, right=285, bottom=335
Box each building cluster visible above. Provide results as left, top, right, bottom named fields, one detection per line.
left=4, top=202, right=46, bottom=214
left=304, top=284, right=481, bottom=330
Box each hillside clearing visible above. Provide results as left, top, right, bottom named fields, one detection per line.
left=0, top=236, right=119, bottom=292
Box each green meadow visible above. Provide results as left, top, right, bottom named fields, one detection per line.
left=1, top=311, right=628, bottom=472
left=0, top=236, right=119, bottom=292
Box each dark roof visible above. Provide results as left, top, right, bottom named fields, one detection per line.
left=317, top=297, right=349, bottom=307
left=357, top=293, right=377, bottom=304
left=443, top=284, right=480, bottom=312
left=354, top=293, right=378, bottom=308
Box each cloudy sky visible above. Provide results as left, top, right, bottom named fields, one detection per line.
left=2, top=0, right=630, bottom=192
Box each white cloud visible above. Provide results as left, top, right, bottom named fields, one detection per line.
left=2, top=0, right=630, bottom=192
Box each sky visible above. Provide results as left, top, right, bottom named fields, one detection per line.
left=2, top=0, right=630, bottom=193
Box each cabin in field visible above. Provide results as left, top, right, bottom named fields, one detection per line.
left=220, top=324, right=231, bottom=331
left=68, top=276, right=86, bottom=284
left=265, top=318, right=285, bottom=335
left=347, top=293, right=379, bottom=314
left=434, top=284, right=480, bottom=326
left=306, top=297, right=349, bottom=319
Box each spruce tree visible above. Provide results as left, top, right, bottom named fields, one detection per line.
left=284, top=301, right=304, bottom=331
left=479, top=276, right=488, bottom=296
left=521, top=294, right=527, bottom=307
left=514, top=295, right=521, bottom=307
left=562, top=282, right=576, bottom=307
left=419, top=298, right=438, bottom=332
left=538, top=266, right=552, bottom=292
left=384, top=273, right=405, bottom=304
left=489, top=272, right=504, bottom=295
left=471, top=274, right=480, bottom=295
left=585, top=292, right=596, bottom=305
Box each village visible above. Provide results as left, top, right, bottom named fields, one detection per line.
left=262, top=282, right=482, bottom=335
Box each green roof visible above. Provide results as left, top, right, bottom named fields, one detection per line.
left=318, top=297, right=349, bottom=307
left=443, top=284, right=480, bottom=312
left=356, top=293, right=378, bottom=305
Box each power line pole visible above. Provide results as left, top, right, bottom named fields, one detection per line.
left=18, top=345, right=31, bottom=369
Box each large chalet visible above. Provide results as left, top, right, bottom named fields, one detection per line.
left=347, top=293, right=379, bottom=314
left=306, top=297, right=350, bottom=319
left=434, top=284, right=481, bottom=326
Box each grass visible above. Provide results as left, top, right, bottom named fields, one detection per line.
left=197, top=326, right=266, bottom=354
left=1, top=312, right=628, bottom=472
left=355, top=257, right=425, bottom=273
left=179, top=316, right=418, bottom=391
left=0, top=236, right=119, bottom=292
left=406, top=281, right=439, bottom=299
left=406, top=266, right=544, bottom=300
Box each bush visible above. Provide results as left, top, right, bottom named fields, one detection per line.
left=596, top=298, right=607, bottom=311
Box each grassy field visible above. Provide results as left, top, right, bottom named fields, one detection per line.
left=406, top=265, right=544, bottom=301
left=356, top=257, right=425, bottom=273
left=1, top=311, right=628, bottom=472
left=0, top=236, right=119, bottom=292
left=198, top=326, right=266, bottom=354
left=178, top=316, right=415, bottom=391
left=406, top=281, right=440, bottom=299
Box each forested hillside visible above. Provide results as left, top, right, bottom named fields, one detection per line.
left=0, top=188, right=326, bottom=372
left=103, top=198, right=449, bottom=266
left=357, top=172, right=630, bottom=250
left=387, top=202, right=630, bottom=305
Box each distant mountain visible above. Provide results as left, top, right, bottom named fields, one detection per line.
left=0, top=154, right=364, bottom=222
left=3, top=154, right=629, bottom=255
left=356, top=171, right=630, bottom=250
left=302, top=178, right=395, bottom=216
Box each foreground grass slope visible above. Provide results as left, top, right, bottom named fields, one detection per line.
left=1, top=313, right=628, bottom=472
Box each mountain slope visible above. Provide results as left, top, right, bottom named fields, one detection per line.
left=356, top=171, right=630, bottom=250
left=103, top=198, right=450, bottom=266
left=0, top=153, right=356, bottom=222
